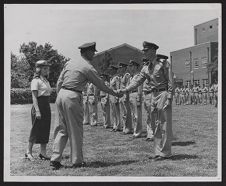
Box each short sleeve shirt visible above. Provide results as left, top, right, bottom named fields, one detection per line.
left=31, top=76, right=52, bottom=97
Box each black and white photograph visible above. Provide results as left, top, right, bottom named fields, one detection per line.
left=4, top=3, right=221, bottom=182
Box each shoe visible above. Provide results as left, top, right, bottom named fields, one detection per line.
left=39, top=154, right=51, bottom=160
left=150, top=156, right=171, bottom=161
left=71, top=162, right=86, bottom=168
left=25, top=153, right=35, bottom=161
left=50, top=161, right=63, bottom=170
left=148, top=155, right=160, bottom=160
left=115, top=128, right=122, bottom=132
left=111, top=129, right=116, bottom=132
left=144, top=137, right=154, bottom=141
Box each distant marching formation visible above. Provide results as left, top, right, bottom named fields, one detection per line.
left=174, top=82, right=218, bottom=107
left=83, top=54, right=173, bottom=141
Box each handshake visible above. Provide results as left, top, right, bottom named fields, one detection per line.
left=113, top=88, right=128, bottom=97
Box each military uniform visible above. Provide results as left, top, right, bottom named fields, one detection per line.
left=50, top=42, right=119, bottom=168
left=193, top=86, right=199, bottom=105
left=202, top=86, right=208, bottom=105
left=110, top=73, right=121, bottom=131
left=174, top=87, right=180, bottom=105
left=213, top=83, right=218, bottom=107
left=185, top=87, right=189, bottom=105
left=198, top=86, right=202, bottom=104
left=209, top=85, right=214, bottom=105
left=100, top=74, right=111, bottom=128
left=189, top=86, right=194, bottom=105
left=123, top=44, right=173, bottom=158
left=120, top=70, right=133, bottom=134
left=83, top=83, right=90, bottom=125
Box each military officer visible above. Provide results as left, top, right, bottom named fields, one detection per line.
left=119, top=62, right=133, bottom=134
left=209, top=84, right=214, bottom=105
left=198, top=85, right=202, bottom=104
left=117, top=62, right=131, bottom=133
left=50, top=42, right=122, bottom=169
left=119, top=41, right=174, bottom=161
left=99, top=73, right=111, bottom=128
left=142, top=57, right=153, bottom=141
left=174, top=86, right=180, bottom=105
left=83, top=83, right=90, bottom=125
left=213, top=80, right=218, bottom=107
left=185, top=85, right=190, bottom=105
left=189, top=84, right=194, bottom=105
left=202, top=84, right=208, bottom=105
left=87, top=83, right=99, bottom=126
left=128, top=60, right=143, bottom=138
left=109, top=65, right=122, bottom=131
left=193, top=84, right=199, bottom=105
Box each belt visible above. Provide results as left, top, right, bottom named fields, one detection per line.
left=131, top=90, right=137, bottom=93
left=62, top=87, right=82, bottom=94
left=144, top=88, right=167, bottom=95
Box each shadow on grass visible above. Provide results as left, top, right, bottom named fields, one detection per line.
left=64, top=160, right=138, bottom=169
left=172, top=141, right=195, bottom=146
left=169, top=154, right=199, bottom=161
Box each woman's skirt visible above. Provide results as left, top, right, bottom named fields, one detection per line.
left=29, top=96, right=51, bottom=144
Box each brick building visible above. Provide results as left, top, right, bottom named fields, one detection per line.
left=170, top=18, right=218, bottom=87
left=92, top=43, right=144, bottom=74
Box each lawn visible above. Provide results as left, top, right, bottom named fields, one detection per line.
left=9, top=102, right=219, bottom=178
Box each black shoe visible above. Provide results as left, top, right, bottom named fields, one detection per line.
left=25, top=153, right=35, bottom=161
left=71, top=162, right=86, bottom=168
left=50, top=161, right=63, bottom=170
left=39, top=154, right=51, bottom=160
left=144, top=137, right=154, bottom=141
left=150, top=156, right=171, bottom=161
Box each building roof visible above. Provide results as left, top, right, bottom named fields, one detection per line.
left=94, top=43, right=143, bottom=57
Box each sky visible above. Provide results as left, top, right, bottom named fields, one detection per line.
left=5, top=4, right=221, bottom=62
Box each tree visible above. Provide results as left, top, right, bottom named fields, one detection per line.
left=19, top=42, right=70, bottom=87
left=11, top=53, right=30, bottom=88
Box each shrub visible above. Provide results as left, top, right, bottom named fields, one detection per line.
left=11, top=88, right=57, bottom=104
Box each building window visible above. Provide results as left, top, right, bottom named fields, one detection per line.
left=202, top=27, right=205, bottom=32
left=201, top=56, right=208, bottom=68
left=185, top=59, right=190, bottom=68
left=193, top=58, right=199, bottom=69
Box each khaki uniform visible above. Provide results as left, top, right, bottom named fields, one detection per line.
left=198, top=87, right=202, bottom=104
left=87, top=83, right=98, bottom=126
left=185, top=87, right=189, bottom=105
left=51, top=60, right=117, bottom=165
left=110, top=75, right=121, bottom=130
left=120, top=73, right=133, bottom=134
left=213, top=84, right=218, bottom=107
left=100, top=81, right=111, bottom=128
left=174, top=87, right=180, bottom=105
left=209, top=86, right=214, bottom=105
left=202, top=87, right=208, bottom=105
left=130, top=74, right=143, bottom=137
left=193, top=86, right=199, bottom=105
left=125, top=58, right=173, bottom=157
left=83, top=83, right=90, bottom=125
left=143, top=79, right=153, bottom=139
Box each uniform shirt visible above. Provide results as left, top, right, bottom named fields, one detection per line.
left=175, top=87, right=180, bottom=94
left=120, top=73, right=131, bottom=89
left=213, top=84, right=218, bottom=93
left=202, top=87, right=208, bottom=93
left=87, top=83, right=96, bottom=95
left=110, top=75, right=120, bottom=90
left=209, top=86, right=214, bottom=93
left=57, top=59, right=115, bottom=95
left=31, top=76, right=52, bottom=97
left=193, top=87, right=199, bottom=93
left=142, top=79, right=149, bottom=93
left=125, top=59, right=173, bottom=99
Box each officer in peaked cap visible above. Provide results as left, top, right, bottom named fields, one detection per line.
left=36, top=60, right=51, bottom=67
left=156, top=54, right=168, bottom=60
left=78, top=42, right=98, bottom=52
left=99, top=73, right=111, bottom=129
left=119, top=41, right=174, bottom=161
left=142, top=41, right=159, bottom=51
left=50, top=42, right=122, bottom=169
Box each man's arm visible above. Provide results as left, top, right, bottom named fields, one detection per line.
left=124, top=68, right=146, bottom=93
left=164, top=60, right=173, bottom=99
left=86, top=67, right=120, bottom=97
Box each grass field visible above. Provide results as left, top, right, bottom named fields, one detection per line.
left=9, top=102, right=218, bottom=177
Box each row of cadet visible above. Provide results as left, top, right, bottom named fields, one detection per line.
left=82, top=54, right=173, bottom=141
left=174, top=83, right=218, bottom=107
